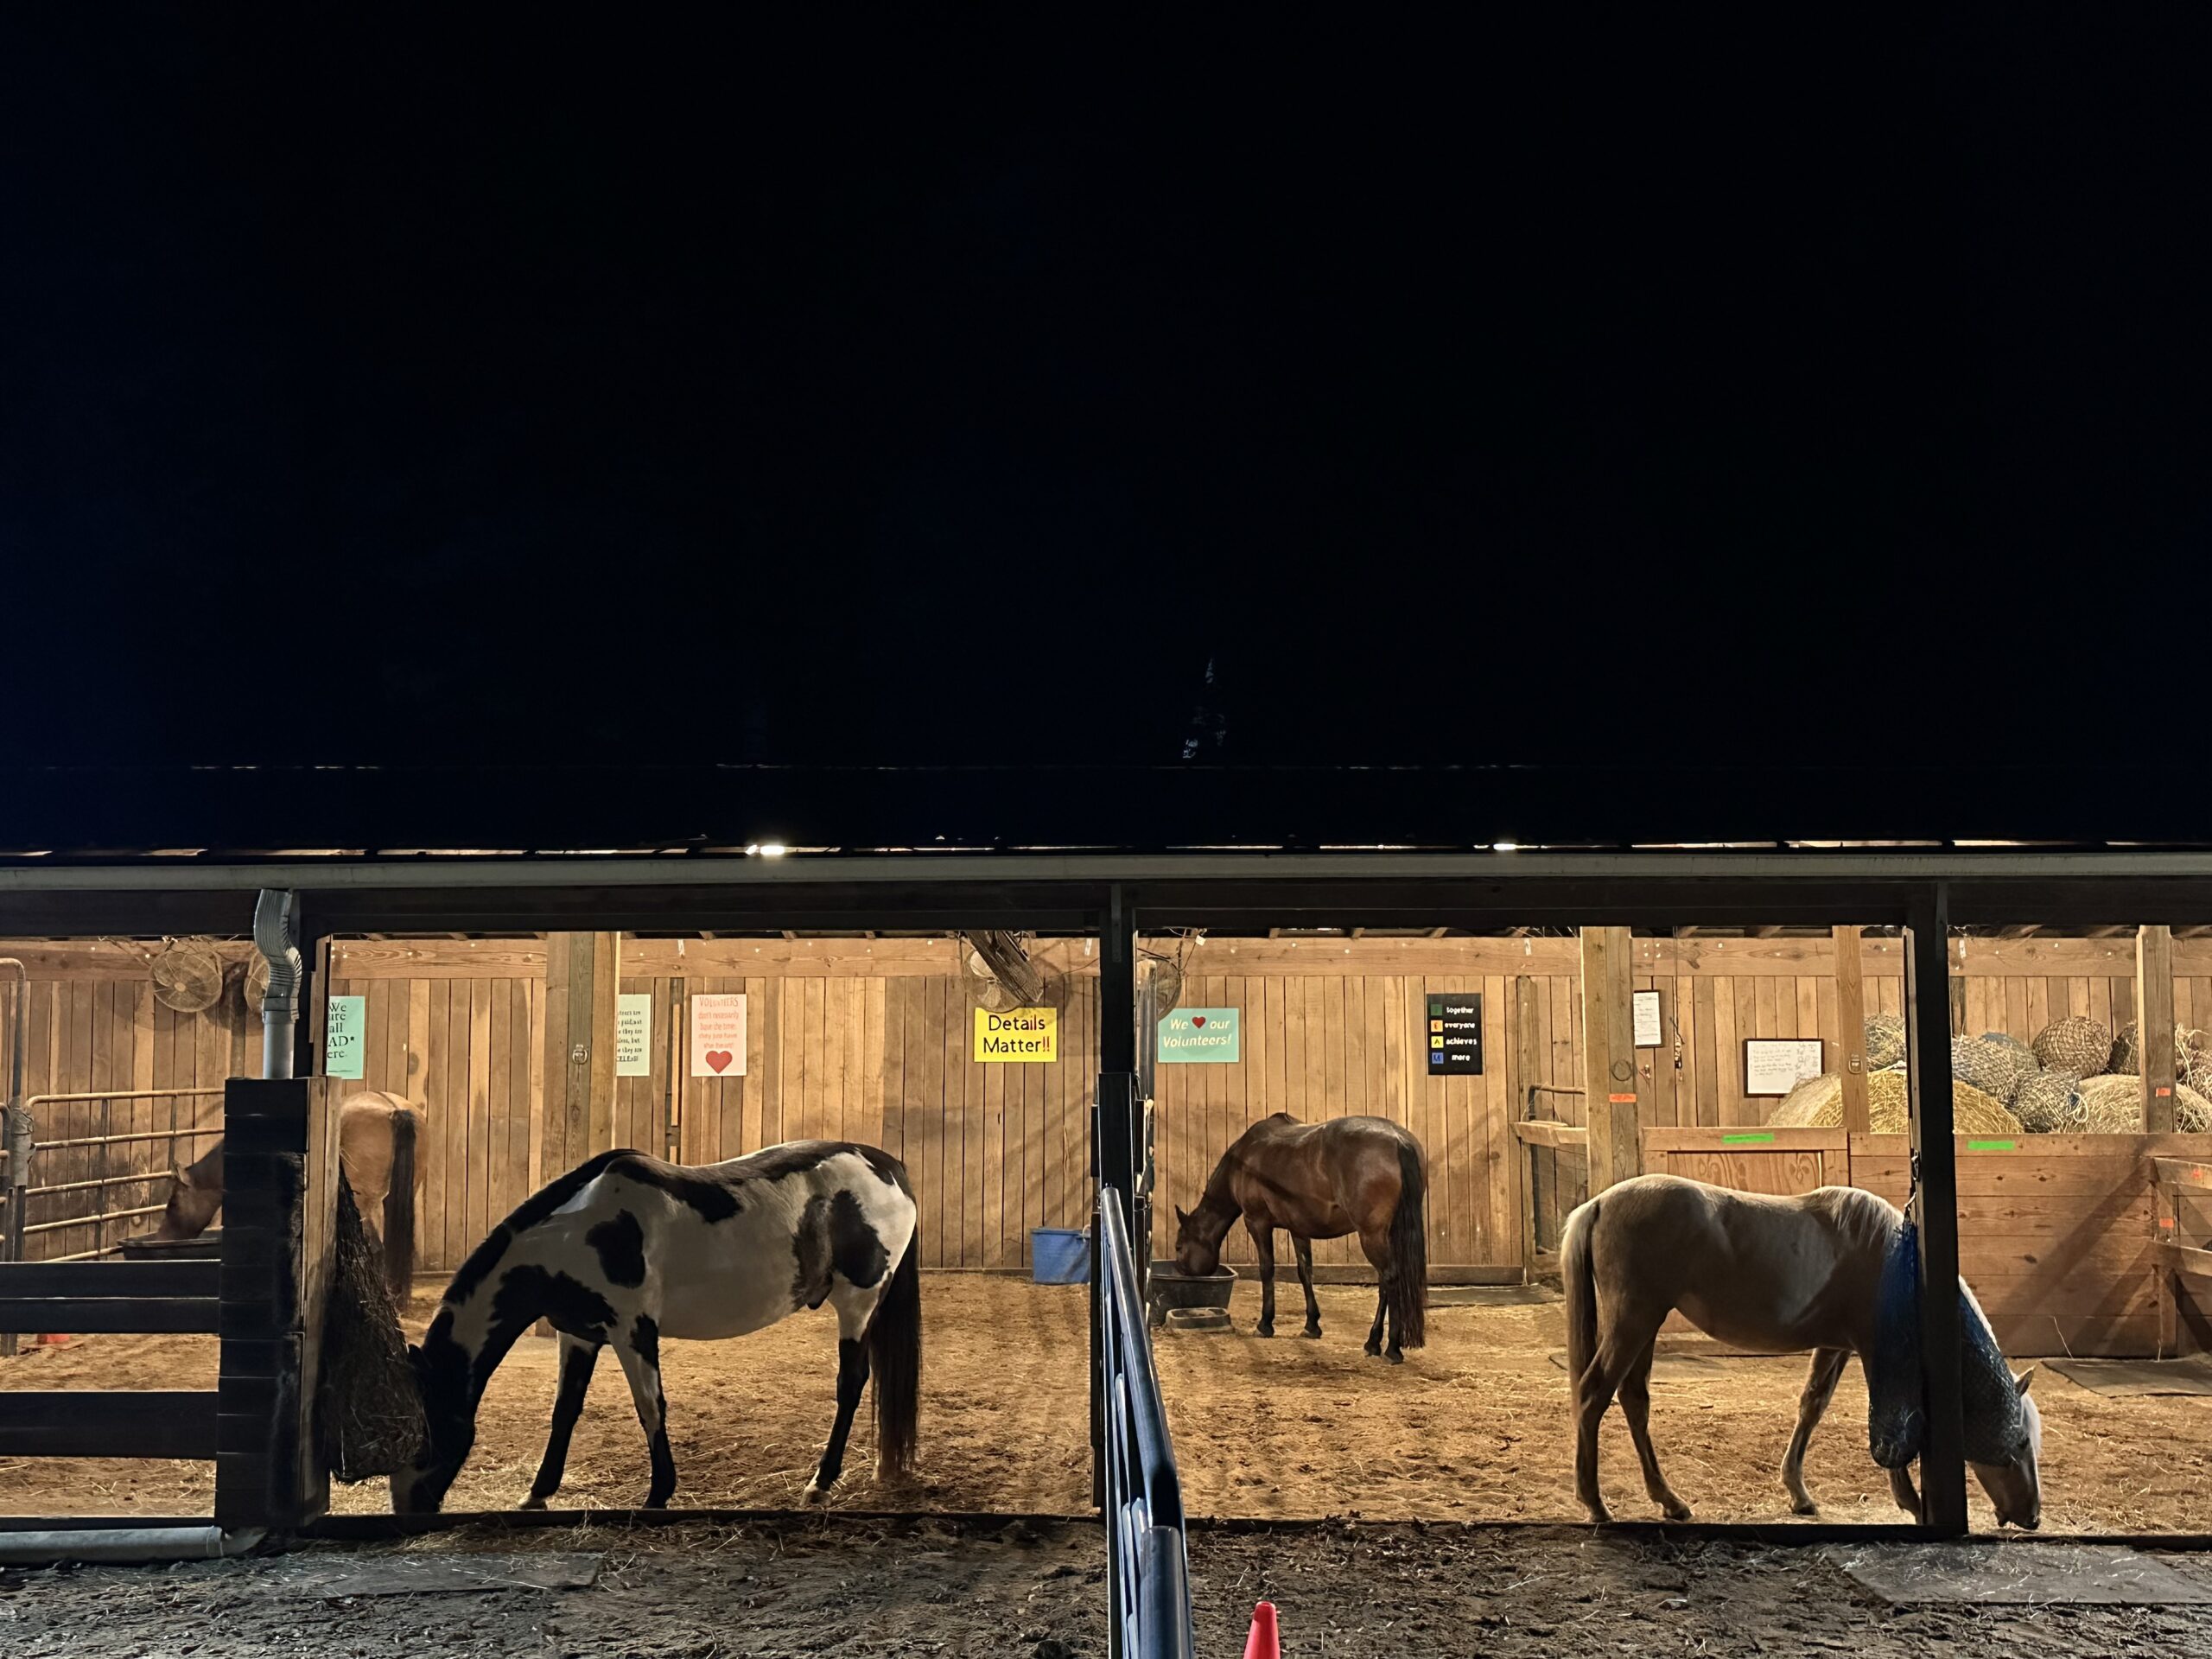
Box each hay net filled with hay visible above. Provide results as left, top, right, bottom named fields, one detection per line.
left=1864, top=1013, right=1906, bottom=1072
left=2033, top=1014, right=2113, bottom=1077
left=1952, top=1033, right=2037, bottom=1103
left=317, top=1176, right=425, bottom=1484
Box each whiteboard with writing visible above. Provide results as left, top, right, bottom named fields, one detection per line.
left=1633, top=989, right=1663, bottom=1048
left=1744, top=1039, right=1824, bottom=1096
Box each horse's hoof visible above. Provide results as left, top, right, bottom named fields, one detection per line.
left=1382, top=1351, right=1404, bottom=1366
left=1300, top=1327, right=1323, bottom=1340
left=1790, top=1497, right=1818, bottom=1517
left=1662, top=1502, right=1693, bottom=1522
left=1584, top=1505, right=1613, bottom=1526
left=1255, top=1324, right=1274, bottom=1339
left=519, top=1494, right=548, bottom=1512
left=802, top=1480, right=829, bottom=1506
left=1363, top=1343, right=1382, bottom=1357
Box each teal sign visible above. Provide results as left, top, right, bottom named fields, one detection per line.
left=326, top=995, right=366, bottom=1080
left=1159, top=1007, right=1240, bottom=1064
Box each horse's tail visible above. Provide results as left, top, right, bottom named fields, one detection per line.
left=868, top=1218, right=923, bottom=1478
left=382, top=1107, right=419, bottom=1300
left=1563, top=1195, right=1599, bottom=1394
left=1390, top=1138, right=1428, bottom=1349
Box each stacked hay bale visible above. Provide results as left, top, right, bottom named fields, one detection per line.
left=2077, top=1073, right=2212, bottom=1134
left=1767, top=1069, right=2019, bottom=1134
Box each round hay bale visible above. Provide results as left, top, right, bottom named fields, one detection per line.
left=1770, top=1073, right=1842, bottom=1128
left=1865, top=1013, right=1906, bottom=1072
left=1952, top=1034, right=2038, bottom=1104
left=1780, top=1071, right=2019, bottom=1134
left=1866, top=1071, right=2019, bottom=1134
left=2032, top=1014, right=2113, bottom=1077
left=2075, top=1074, right=2212, bottom=1132
left=2010, top=1068, right=2086, bottom=1134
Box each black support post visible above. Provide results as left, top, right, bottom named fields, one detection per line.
left=214, top=1077, right=325, bottom=1533
left=1093, top=884, right=1140, bottom=1511
left=1904, top=887, right=1968, bottom=1535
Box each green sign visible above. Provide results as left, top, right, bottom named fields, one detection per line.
left=1159, top=1007, right=1240, bottom=1064
left=1720, top=1131, right=1775, bottom=1145
left=1967, top=1139, right=2018, bottom=1152
left=326, top=995, right=366, bottom=1080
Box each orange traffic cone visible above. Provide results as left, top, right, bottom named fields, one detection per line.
left=1243, top=1600, right=1280, bottom=1659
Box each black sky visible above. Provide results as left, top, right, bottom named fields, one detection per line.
left=3, top=8, right=2205, bottom=778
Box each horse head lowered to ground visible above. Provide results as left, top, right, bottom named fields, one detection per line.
left=391, top=1138, right=921, bottom=1515
left=1172, top=1112, right=1427, bottom=1362
left=1561, top=1173, right=2040, bottom=1528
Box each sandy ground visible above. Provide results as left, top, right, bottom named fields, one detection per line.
left=3, top=1519, right=2210, bottom=1658
left=5, top=1277, right=2212, bottom=1531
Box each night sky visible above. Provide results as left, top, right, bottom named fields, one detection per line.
left=3, top=10, right=2203, bottom=788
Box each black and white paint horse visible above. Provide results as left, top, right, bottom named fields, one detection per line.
left=391, top=1139, right=921, bottom=1514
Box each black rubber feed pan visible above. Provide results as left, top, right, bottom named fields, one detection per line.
left=1147, top=1262, right=1236, bottom=1313
left=117, top=1231, right=222, bottom=1262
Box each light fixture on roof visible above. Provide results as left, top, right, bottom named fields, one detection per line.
left=1493, top=841, right=1520, bottom=854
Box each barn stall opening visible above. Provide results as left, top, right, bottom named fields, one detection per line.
left=1137, top=925, right=2212, bottom=1533
left=8, top=925, right=2212, bottom=1530
left=0, top=932, right=1111, bottom=1518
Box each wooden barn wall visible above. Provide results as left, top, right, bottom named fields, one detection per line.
left=324, top=938, right=1107, bottom=1274
left=10, top=932, right=2209, bottom=1276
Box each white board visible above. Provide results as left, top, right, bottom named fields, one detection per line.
left=690, top=993, right=747, bottom=1077
left=615, top=993, right=653, bottom=1077
left=1633, top=988, right=1663, bottom=1048
left=1745, top=1038, right=1824, bottom=1096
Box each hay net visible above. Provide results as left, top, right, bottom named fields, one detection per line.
left=1864, top=1013, right=1906, bottom=1072
left=1952, top=1033, right=2037, bottom=1105
left=2032, top=1014, right=2113, bottom=1077
left=317, top=1175, right=426, bottom=1483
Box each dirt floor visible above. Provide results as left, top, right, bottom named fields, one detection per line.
left=3, top=1518, right=2211, bottom=1658
left=5, top=1276, right=2212, bottom=1530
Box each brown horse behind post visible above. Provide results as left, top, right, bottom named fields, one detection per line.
left=156, top=1090, right=422, bottom=1297
left=1172, top=1113, right=1427, bottom=1362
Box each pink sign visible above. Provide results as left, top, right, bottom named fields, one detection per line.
left=689, top=993, right=747, bottom=1077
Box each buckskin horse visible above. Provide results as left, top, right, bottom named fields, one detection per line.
left=1172, top=1112, right=1427, bottom=1362
left=1562, top=1173, right=2042, bottom=1527
left=155, top=1090, right=421, bottom=1294
left=389, top=1138, right=922, bottom=1515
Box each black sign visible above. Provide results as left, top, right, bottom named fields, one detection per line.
left=1427, top=992, right=1483, bottom=1075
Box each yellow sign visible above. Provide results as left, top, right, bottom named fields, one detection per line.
left=974, top=1007, right=1058, bottom=1063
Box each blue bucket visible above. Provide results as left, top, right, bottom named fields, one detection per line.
left=1031, top=1227, right=1090, bottom=1284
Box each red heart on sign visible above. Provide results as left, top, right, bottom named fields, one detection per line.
left=1191, top=1016, right=1205, bottom=1027
left=705, top=1050, right=734, bottom=1073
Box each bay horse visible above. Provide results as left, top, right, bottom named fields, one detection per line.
left=1172, top=1113, right=1427, bottom=1362
left=1563, top=1173, right=2041, bottom=1528
left=156, top=1090, right=421, bottom=1294
left=390, top=1138, right=921, bottom=1515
